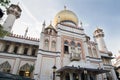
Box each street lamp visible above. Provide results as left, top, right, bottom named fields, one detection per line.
left=52, top=65, right=57, bottom=80
left=25, top=71, right=30, bottom=77
left=84, top=68, right=87, bottom=80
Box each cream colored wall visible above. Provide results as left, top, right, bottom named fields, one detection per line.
left=40, top=56, right=55, bottom=80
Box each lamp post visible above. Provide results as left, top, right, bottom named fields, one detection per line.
left=52, top=65, right=57, bottom=80
left=84, top=68, right=87, bottom=80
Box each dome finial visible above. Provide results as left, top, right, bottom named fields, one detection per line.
left=80, top=21, right=83, bottom=27
left=64, top=5, right=67, bottom=10
left=42, top=20, right=46, bottom=26
left=50, top=20, right=52, bottom=25
left=24, top=27, right=28, bottom=37
left=17, top=2, right=20, bottom=5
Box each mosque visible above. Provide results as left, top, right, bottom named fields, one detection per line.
left=0, top=4, right=117, bottom=80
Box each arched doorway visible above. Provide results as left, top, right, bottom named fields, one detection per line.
left=19, top=63, right=34, bottom=77
left=0, top=61, right=11, bottom=73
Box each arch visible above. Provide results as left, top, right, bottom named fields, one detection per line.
left=45, top=39, right=49, bottom=45
left=77, top=43, right=81, bottom=47
left=0, top=61, right=11, bottom=72
left=64, top=40, right=69, bottom=45
left=70, top=41, right=75, bottom=46
left=20, top=63, right=30, bottom=71
left=64, top=40, right=69, bottom=54
left=52, top=41, right=56, bottom=48
left=44, top=39, right=49, bottom=50
left=19, top=63, right=33, bottom=77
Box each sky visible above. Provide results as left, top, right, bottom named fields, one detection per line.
left=2, top=0, right=120, bottom=55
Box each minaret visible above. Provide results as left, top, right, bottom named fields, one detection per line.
left=42, top=21, right=46, bottom=32
left=93, top=28, right=108, bottom=52
left=24, top=27, right=28, bottom=37
left=3, top=4, right=22, bottom=32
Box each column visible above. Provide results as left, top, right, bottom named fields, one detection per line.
left=83, top=40, right=89, bottom=62
left=56, top=36, right=61, bottom=52
left=34, top=54, right=42, bottom=80
left=12, top=58, right=20, bottom=74
left=8, top=43, right=14, bottom=53
left=39, top=33, right=44, bottom=49
left=79, top=73, right=81, bottom=80
left=18, top=44, right=24, bottom=54
left=111, top=69, right=118, bottom=80
left=27, top=46, right=32, bottom=55
left=0, top=41, right=4, bottom=51
left=69, top=73, right=73, bottom=80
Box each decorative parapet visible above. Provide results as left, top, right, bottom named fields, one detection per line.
left=9, top=33, right=39, bottom=42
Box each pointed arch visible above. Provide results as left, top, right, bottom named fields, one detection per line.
left=20, top=63, right=30, bottom=71
left=64, top=40, right=69, bottom=54
left=64, top=40, right=69, bottom=45
left=52, top=41, right=56, bottom=48
left=77, top=43, right=81, bottom=47
left=44, top=39, right=49, bottom=50
left=19, top=63, right=34, bottom=77
left=70, top=41, right=75, bottom=46
left=0, top=61, right=11, bottom=72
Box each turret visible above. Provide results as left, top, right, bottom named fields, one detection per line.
left=24, top=27, right=28, bottom=37
left=3, top=4, right=22, bottom=32
left=93, top=28, right=108, bottom=52
left=42, top=21, right=46, bottom=32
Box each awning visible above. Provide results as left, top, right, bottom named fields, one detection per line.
left=101, top=56, right=114, bottom=59
left=57, top=66, right=109, bottom=74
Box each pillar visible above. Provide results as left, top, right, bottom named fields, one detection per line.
left=12, top=58, right=20, bottom=74
left=27, top=46, right=32, bottom=55
left=8, top=43, right=14, bottom=53
left=18, top=44, right=24, bottom=54
left=69, top=73, right=73, bottom=80
left=0, top=41, right=4, bottom=51
left=79, top=73, right=81, bottom=80
left=34, top=54, right=42, bottom=80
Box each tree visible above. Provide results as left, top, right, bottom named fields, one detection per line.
left=0, top=0, right=10, bottom=37
left=0, top=0, right=10, bottom=18
left=0, top=0, right=10, bottom=8
left=0, top=24, right=9, bottom=37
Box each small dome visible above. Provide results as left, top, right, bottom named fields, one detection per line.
left=53, top=8, right=79, bottom=26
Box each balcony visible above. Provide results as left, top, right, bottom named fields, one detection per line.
left=70, top=53, right=80, bottom=61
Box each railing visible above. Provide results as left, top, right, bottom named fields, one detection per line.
left=70, top=53, right=80, bottom=61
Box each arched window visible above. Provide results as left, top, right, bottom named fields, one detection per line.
left=64, top=40, right=68, bottom=45
left=52, top=41, right=56, bottom=48
left=77, top=43, right=81, bottom=54
left=64, top=40, right=69, bottom=54
left=44, top=39, right=49, bottom=50
left=70, top=41, right=75, bottom=53
left=70, top=41, right=75, bottom=46
left=77, top=43, right=81, bottom=47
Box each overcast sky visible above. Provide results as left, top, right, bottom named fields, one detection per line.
left=3, top=0, right=120, bottom=55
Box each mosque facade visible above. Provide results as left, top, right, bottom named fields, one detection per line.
left=0, top=4, right=117, bottom=80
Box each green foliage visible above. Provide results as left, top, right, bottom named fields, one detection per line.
left=0, top=24, right=10, bottom=37
left=0, top=0, right=10, bottom=8
left=29, top=65, right=34, bottom=73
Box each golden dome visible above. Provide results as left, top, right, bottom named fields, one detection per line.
left=53, top=9, right=79, bottom=26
